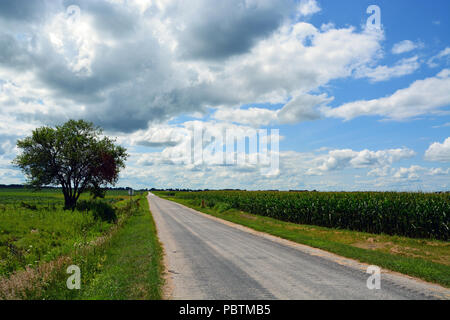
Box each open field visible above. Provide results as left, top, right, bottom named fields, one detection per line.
left=0, top=188, right=128, bottom=277
left=0, top=189, right=163, bottom=300
left=154, top=191, right=450, bottom=287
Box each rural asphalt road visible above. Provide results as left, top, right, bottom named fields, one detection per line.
left=147, top=193, right=450, bottom=300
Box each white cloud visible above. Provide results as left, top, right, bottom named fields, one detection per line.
left=392, top=40, right=422, bottom=54
left=323, top=69, right=450, bottom=120
left=213, top=107, right=277, bottom=127
left=0, top=3, right=384, bottom=134
left=369, top=165, right=450, bottom=179
left=113, top=119, right=418, bottom=190
left=197, top=22, right=383, bottom=109
left=393, top=165, right=424, bottom=181
left=120, top=125, right=187, bottom=148
left=428, top=47, right=450, bottom=68
left=307, top=148, right=415, bottom=175
left=425, top=137, right=450, bottom=162
left=355, top=56, right=420, bottom=82
left=117, top=144, right=433, bottom=191
left=213, top=93, right=332, bottom=126
left=367, top=166, right=391, bottom=177
left=428, top=167, right=450, bottom=176
left=45, top=8, right=99, bottom=75
left=2, top=1, right=446, bottom=192
left=297, top=0, right=321, bottom=16
left=277, top=94, right=332, bottom=124
left=121, top=121, right=281, bottom=174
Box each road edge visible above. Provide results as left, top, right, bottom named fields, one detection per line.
left=147, top=193, right=174, bottom=300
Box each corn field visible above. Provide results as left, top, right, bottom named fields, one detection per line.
left=172, top=191, right=449, bottom=240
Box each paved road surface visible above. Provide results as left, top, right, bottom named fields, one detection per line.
left=147, top=193, right=449, bottom=300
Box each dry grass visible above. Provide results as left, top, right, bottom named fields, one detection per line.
left=0, top=256, right=71, bottom=300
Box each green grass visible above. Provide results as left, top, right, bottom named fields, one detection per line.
left=155, top=192, right=450, bottom=288
left=0, top=189, right=163, bottom=300
left=0, top=189, right=127, bottom=277
left=78, top=196, right=163, bottom=299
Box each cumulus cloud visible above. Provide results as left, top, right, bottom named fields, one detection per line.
left=355, top=56, right=420, bottom=82
left=367, top=166, right=391, bottom=177
left=323, top=69, right=450, bottom=120
left=307, top=148, right=415, bottom=175
left=428, top=167, right=450, bottom=176
left=117, top=143, right=429, bottom=191
left=392, top=40, right=422, bottom=54
left=170, top=0, right=299, bottom=60
left=0, top=0, right=386, bottom=135
left=391, top=165, right=449, bottom=180
left=297, top=0, right=321, bottom=16
left=121, top=125, right=186, bottom=148
left=369, top=165, right=449, bottom=179
left=392, top=165, right=424, bottom=181
left=425, top=137, right=450, bottom=162
left=123, top=120, right=282, bottom=181
left=213, top=93, right=332, bottom=126
left=364, top=164, right=449, bottom=190
left=2, top=0, right=445, bottom=191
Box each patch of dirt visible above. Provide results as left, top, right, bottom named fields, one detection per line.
left=390, top=246, right=429, bottom=259
left=282, top=224, right=317, bottom=232
left=352, top=238, right=392, bottom=250
left=239, top=213, right=258, bottom=221
left=389, top=246, right=450, bottom=266
left=426, top=241, right=449, bottom=247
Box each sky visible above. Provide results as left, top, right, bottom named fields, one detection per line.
left=0, top=0, right=449, bottom=191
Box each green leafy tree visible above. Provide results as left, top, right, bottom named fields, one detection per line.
left=14, top=120, right=128, bottom=210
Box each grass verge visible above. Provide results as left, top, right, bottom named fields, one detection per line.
left=78, top=195, right=163, bottom=299
left=157, top=194, right=450, bottom=288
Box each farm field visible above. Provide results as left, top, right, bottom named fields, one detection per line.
left=0, top=188, right=163, bottom=300
left=168, top=191, right=450, bottom=240
left=155, top=191, right=450, bottom=287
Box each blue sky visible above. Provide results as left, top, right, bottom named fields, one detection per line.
left=0, top=0, right=449, bottom=191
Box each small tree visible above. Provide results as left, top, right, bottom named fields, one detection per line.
left=14, top=120, right=128, bottom=210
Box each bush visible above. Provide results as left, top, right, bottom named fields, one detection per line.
left=76, top=200, right=117, bottom=223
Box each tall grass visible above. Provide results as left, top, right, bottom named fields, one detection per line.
left=0, top=189, right=127, bottom=278
left=0, top=188, right=143, bottom=300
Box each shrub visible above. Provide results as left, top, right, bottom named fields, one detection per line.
left=76, top=200, right=117, bottom=223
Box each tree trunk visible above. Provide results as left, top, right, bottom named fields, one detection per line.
left=63, top=193, right=77, bottom=211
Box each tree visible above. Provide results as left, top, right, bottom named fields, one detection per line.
left=14, top=120, right=128, bottom=210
